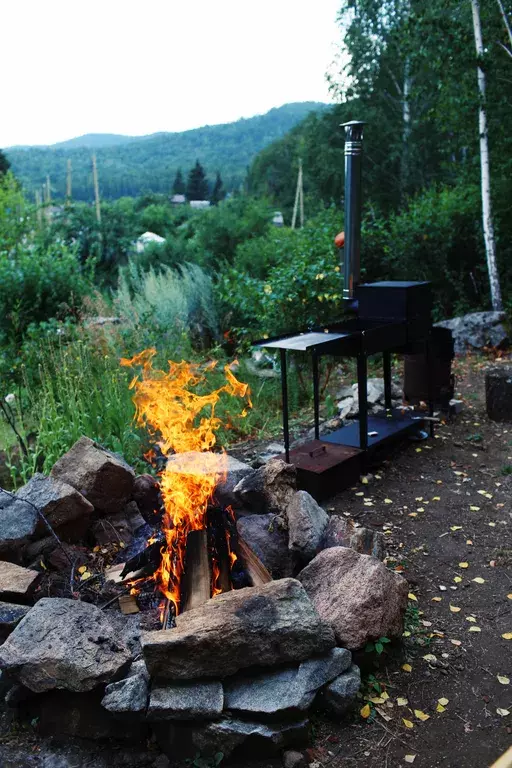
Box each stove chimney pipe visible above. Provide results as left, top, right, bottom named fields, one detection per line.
left=341, top=120, right=365, bottom=301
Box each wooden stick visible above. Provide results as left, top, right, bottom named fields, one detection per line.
left=491, top=747, right=512, bottom=768
left=237, top=536, right=272, bottom=586
left=181, top=529, right=211, bottom=612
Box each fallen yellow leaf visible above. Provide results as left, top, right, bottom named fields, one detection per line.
left=470, top=506, right=480, bottom=511
left=450, top=605, right=461, bottom=613
left=454, top=576, right=462, bottom=583
left=459, top=562, right=469, bottom=569
left=360, top=703, right=371, bottom=719
left=501, top=633, right=512, bottom=640
left=468, top=626, right=481, bottom=632
left=384, top=498, right=393, bottom=504
left=402, top=663, right=412, bottom=672
left=507, top=594, right=512, bottom=600
left=404, top=756, right=416, bottom=764
left=436, top=703, right=446, bottom=713
left=369, top=696, right=386, bottom=704
left=408, top=593, right=418, bottom=601
left=417, top=507, right=425, bottom=512
left=432, top=597, right=443, bottom=602
left=451, top=526, right=463, bottom=531
left=78, top=565, right=87, bottom=574
left=414, top=709, right=430, bottom=721
left=397, top=697, right=408, bottom=706
left=450, top=639, right=462, bottom=646
left=409, top=512, right=418, bottom=517
left=403, top=718, right=414, bottom=728
left=381, top=691, right=390, bottom=701
left=80, top=571, right=91, bottom=581
left=496, top=708, right=510, bottom=717
left=415, top=448, right=422, bottom=453
left=415, top=497, right=423, bottom=501
left=403, top=630, right=411, bottom=637
left=432, top=496, right=441, bottom=501
left=466, top=616, right=477, bottom=622
left=497, top=675, right=510, bottom=685
left=472, top=577, right=485, bottom=584
left=438, top=698, right=449, bottom=706
left=423, top=654, right=437, bottom=663
left=355, top=491, right=364, bottom=496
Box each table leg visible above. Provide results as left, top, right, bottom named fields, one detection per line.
left=280, top=349, right=290, bottom=462
left=312, top=353, right=320, bottom=440
left=383, top=350, right=392, bottom=412
left=357, top=352, right=368, bottom=452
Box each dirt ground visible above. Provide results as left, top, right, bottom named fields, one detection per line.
left=1, top=355, right=511, bottom=768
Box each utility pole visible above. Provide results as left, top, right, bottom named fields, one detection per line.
left=291, top=158, right=304, bottom=229
left=66, top=159, right=72, bottom=203
left=470, top=0, right=502, bottom=310
left=92, top=153, right=101, bottom=224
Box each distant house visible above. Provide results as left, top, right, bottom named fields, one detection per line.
left=135, top=231, right=165, bottom=253
left=272, top=211, right=284, bottom=227
left=171, top=194, right=186, bottom=205
left=189, top=200, right=211, bottom=210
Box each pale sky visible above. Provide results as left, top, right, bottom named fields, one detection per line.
left=1, top=0, right=341, bottom=147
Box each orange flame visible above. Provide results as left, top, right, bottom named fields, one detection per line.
left=121, top=349, right=251, bottom=616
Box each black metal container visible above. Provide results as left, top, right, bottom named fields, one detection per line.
left=357, top=281, right=432, bottom=323
left=403, top=327, right=454, bottom=409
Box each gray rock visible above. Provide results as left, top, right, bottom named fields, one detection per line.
left=0, top=561, right=39, bottom=600
left=286, top=491, right=328, bottom=565
left=236, top=513, right=293, bottom=578
left=50, top=436, right=135, bottom=513
left=142, top=578, right=335, bottom=680
left=148, top=679, right=223, bottom=720
left=283, top=750, right=307, bottom=768
left=16, top=473, right=94, bottom=536
left=0, top=597, right=131, bottom=692
left=0, top=601, right=30, bottom=640
left=0, top=492, right=38, bottom=555
left=321, top=516, right=385, bottom=560
left=124, top=500, right=147, bottom=532
left=191, top=716, right=309, bottom=759
left=234, top=459, right=296, bottom=514
left=436, top=311, right=508, bottom=354
left=165, top=452, right=253, bottom=511
left=224, top=647, right=352, bottom=717
left=298, top=547, right=408, bottom=649
left=107, top=612, right=142, bottom=659
left=320, top=664, right=361, bottom=716
left=102, top=661, right=149, bottom=714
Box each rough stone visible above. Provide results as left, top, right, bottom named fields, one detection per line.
left=50, top=436, right=135, bottom=513
left=102, top=661, right=150, bottom=714
left=0, top=492, right=38, bottom=555
left=0, top=601, right=30, bottom=640
left=320, top=664, right=361, bottom=716
left=321, top=516, right=385, bottom=560
left=191, top=717, right=309, bottom=759
left=234, top=459, right=297, bottom=514
left=236, top=513, right=293, bottom=578
left=283, top=750, right=308, bottom=768
left=286, top=491, right=328, bottom=565
left=142, top=578, right=335, bottom=680
left=16, top=473, right=94, bottom=537
left=0, top=597, right=131, bottom=692
left=148, top=679, right=223, bottom=721
left=132, top=474, right=161, bottom=520
left=297, top=547, right=408, bottom=649
left=124, top=500, right=147, bottom=532
left=436, top=311, right=508, bottom=354
left=165, top=452, right=253, bottom=511
left=485, top=365, right=512, bottom=422
left=224, top=647, right=352, bottom=717
left=0, top=561, right=39, bottom=600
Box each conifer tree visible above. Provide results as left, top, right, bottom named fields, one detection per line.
left=186, top=161, right=209, bottom=201
left=172, top=168, right=185, bottom=195
left=211, top=172, right=225, bottom=205
left=0, top=149, right=10, bottom=177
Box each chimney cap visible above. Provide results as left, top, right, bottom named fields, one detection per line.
left=340, top=120, right=366, bottom=127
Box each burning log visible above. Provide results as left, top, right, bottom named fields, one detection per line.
left=120, top=538, right=163, bottom=580
left=181, top=530, right=211, bottom=613
left=236, top=536, right=272, bottom=587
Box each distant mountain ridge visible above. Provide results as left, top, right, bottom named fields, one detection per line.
left=6, top=103, right=327, bottom=201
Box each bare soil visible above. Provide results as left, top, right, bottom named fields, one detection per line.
left=1, top=355, right=511, bottom=768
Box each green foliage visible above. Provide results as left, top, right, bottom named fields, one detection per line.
left=0, top=172, right=30, bottom=253
left=365, top=637, right=391, bottom=655
left=186, top=161, right=209, bottom=201
left=7, top=103, right=325, bottom=202
left=0, top=150, right=10, bottom=177
left=211, top=172, right=225, bottom=205
left=172, top=168, right=185, bottom=195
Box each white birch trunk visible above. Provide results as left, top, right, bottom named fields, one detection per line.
left=471, top=0, right=503, bottom=311
left=401, top=57, right=412, bottom=195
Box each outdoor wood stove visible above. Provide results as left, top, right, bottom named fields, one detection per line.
left=256, top=121, right=441, bottom=499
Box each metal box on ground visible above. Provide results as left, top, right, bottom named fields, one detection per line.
left=282, top=440, right=363, bottom=501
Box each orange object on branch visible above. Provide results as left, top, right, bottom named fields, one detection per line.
left=335, top=231, right=345, bottom=248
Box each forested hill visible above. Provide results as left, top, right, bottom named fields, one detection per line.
left=6, top=102, right=326, bottom=202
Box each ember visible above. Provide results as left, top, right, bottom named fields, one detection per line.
left=120, top=349, right=252, bottom=617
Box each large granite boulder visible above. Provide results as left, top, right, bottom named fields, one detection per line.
left=320, top=516, right=385, bottom=560
left=297, top=547, right=408, bottom=649
left=50, top=436, right=135, bottom=513
left=236, top=513, right=293, bottom=578
left=16, top=473, right=94, bottom=538
left=0, top=492, right=38, bottom=557
left=233, top=459, right=296, bottom=514
left=436, top=311, right=508, bottom=354
left=286, top=492, right=328, bottom=565
left=142, top=578, right=335, bottom=680
left=0, top=598, right=131, bottom=692
left=148, top=680, right=223, bottom=721
left=224, top=647, right=351, bottom=717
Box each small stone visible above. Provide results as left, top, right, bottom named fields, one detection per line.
left=321, top=516, right=385, bottom=560
left=0, top=492, right=38, bottom=555
left=148, top=679, right=223, bottom=720
left=320, top=664, right=361, bottom=716
left=236, top=513, right=293, bottom=578
left=283, top=750, right=307, bottom=768
left=102, top=661, right=149, bottom=714
left=0, top=597, right=131, bottom=692
left=0, top=601, right=30, bottom=640
left=50, top=436, right=135, bottom=513
left=0, top=561, right=39, bottom=600
left=286, top=491, right=328, bottom=565
left=234, top=459, right=297, bottom=514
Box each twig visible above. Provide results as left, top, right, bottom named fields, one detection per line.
left=0, top=488, right=73, bottom=567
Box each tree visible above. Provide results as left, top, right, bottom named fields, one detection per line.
left=0, top=150, right=10, bottom=177
left=186, top=161, right=209, bottom=201
left=470, top=0, right=502, bottom=310
left=211, top=172, right=225, bottom=205
left=172, top=168, right=185, bottom=195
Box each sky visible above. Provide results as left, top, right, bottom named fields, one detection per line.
left=1, top=0, right=342, bottom=147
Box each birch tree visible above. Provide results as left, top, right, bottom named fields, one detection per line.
left=470, top=0, right=503, bottom=311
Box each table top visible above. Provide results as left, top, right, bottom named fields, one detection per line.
left=260, top=331, right=349, bottom=352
